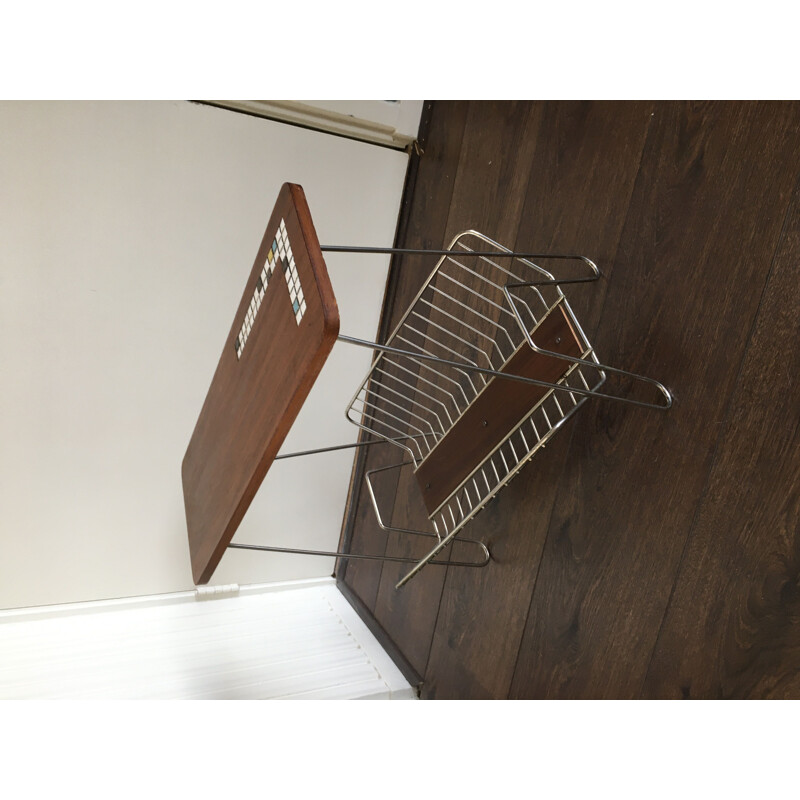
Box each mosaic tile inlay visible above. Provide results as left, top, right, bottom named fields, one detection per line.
left=234, top=218, right=307, bottom=359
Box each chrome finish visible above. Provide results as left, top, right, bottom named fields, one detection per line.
left=227, top=542, right=488, bottom=568
left=274, top=434, right=427, bottom=460
left=364, top=461, right=491, bottom=563
left=236, top=440, right=489, bottom=570
left=341, top=231, right=671, bottom=588
left=340, top=333, right=615, bottom=404
left=502, top=282, right=673, bottom=410
left=321, top=245, right=596, bottom=260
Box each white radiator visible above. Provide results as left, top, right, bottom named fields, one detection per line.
left=0, top=578, right=415, bottom=700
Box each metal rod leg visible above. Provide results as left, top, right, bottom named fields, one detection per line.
left=274, top=434, right=428, bottom=461
left=396, top=531, right=464, bottom=589
left=227, top=542, right=489, bottom=568
left=365, top=460, right=491, bottom=559
left=502, top=281, right=673, bottom=409
left=320, top=246, right=600, bottom=260
left=329, top=244, right=671, bottom=409
left=247, top=436, right=489, bottom=574
left=337, top=333, right=671, bottom=410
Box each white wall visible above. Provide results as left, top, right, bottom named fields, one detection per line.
left=0, top=101, right=410, bottom=610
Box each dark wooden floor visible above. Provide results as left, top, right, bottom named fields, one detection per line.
left=337, top=101, right=800, bottom=699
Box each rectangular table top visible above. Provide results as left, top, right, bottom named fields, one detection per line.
left=182, top=183, right=339, bottom=584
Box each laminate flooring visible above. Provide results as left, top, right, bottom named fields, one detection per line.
left=337, top=101, right=800, bottom=699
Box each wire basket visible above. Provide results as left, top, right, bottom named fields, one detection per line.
left=346, top=231, right=608, bottom=585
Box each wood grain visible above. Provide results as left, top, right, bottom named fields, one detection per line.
left=339, top=101, right=800, bottom=699
left=509, top=102, right=800, bottom=698
left=336, top=101, right=469, bottom=611
left=640, top=178, right=800, bottom=699
left=371, top=101, right=545, bottom=676
left=422, top=101, right=655, bottom=699
left=415, top=306, right=583, bottom=516
left=182, top=183, right=339, bottom=584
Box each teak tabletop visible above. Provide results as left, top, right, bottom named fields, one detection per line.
left=182, top=183, right=339, bottom=584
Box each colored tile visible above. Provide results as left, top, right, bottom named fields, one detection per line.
left=237, top=218, right=306, bottom=358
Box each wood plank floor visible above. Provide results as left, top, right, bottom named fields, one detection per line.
left=337, top=101, right=800, bottom=699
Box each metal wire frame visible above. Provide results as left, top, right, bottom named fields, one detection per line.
left=342, top=231, right=672, bottom=587
left=233, top=232, right=672, bottom=589
left=227, top=442, right=490, bottom=569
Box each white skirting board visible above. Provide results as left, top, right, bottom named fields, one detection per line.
left=0, top=578, right=416, bottom=700
left=204, top=100, right=424, bottom=149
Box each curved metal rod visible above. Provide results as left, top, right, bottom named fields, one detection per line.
left=365, top=460, right=441, bottom=540
left=507, top=254, right=601, bottom=287
left=395, top=530, right=465, bottom=588
left=228, top=451, right=489, bottom=571
left=502, top=282, right=673, bottom=410
left=337, top=333, right=670, bottom=411
left=365, top=460, right=491, bottom=563
left=345, top=403, right=419, bottom=462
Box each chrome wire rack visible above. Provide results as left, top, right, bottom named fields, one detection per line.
left=343, top=231, right=671, bottom=587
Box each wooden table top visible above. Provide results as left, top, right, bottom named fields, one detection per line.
left=182, top=183, right=339, bottom=584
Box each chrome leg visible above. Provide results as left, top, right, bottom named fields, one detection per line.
left=501, top=278, right=673, bottom=409
left=337, top=332, right=672, bottom=410
left=365, top=460, right=491, bottom=558
left=226, top=542, right=488, bottom=568
left=229, top=449, right=490, bottom=570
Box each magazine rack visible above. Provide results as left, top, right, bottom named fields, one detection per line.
left=182, top=184, right=672, bottom=589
